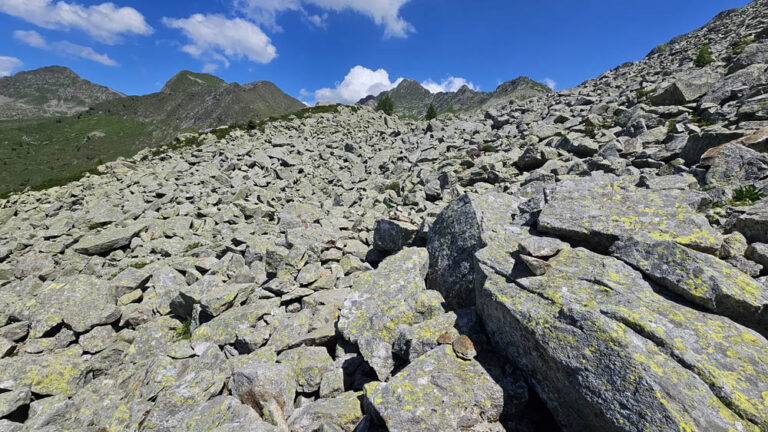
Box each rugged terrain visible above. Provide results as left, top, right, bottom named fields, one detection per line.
left=1, top=1, right=768, bottom=431
left=0, top=70, right=305, bottom=197
left=0, top=66, right=124, bottom=120
left=358, top=76, right=552, bottom=118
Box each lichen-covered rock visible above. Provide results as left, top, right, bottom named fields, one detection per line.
left=287, top=391, right=363, bottom=432
left=730, top=202, right=768, bottom=243
left=612, top=238, right=768, bottom=336
left=366, top=345, right=504, bottom=432
left=231, top=361, right=297, bottom=428
left=164, top=395, right=278, bottom=432
left=426, top=193, right=520, bottom=308
left=0, top=388, right=30, bottom=418
left=24, top=275, right=120, bottom=337
left=72, top=222, right=147, bottom=255
left=0, top=346, right=87, bottom=396
left=539, top=173, right=722, bottom=253
left=338, top=248, right=445, bottom=380
left=373, top=219, right=418, bottom=253
left=191, top=299, right=278, bottom=346
left=277, top=346, right=334, bottom=393
left=476, top=244, right=768, bottom=431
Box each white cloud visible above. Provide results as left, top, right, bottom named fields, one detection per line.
left=13, top=30, right=118, bottom=66
left=202, top=63, right=219, bottom=73
left=0, top=56, right=22, bottom=77
left=234, top=0, right=413, bottom=37
left=314, top=65, right=403, bottom=104
left=163, top=14, right=277, bottom=69
left=0, top=0, right=152, bottom=44
left=543, top=77, right=557, bottom=91
left=421, top=76, right=477, bottom=93
left=13, top=29, right=46, bottom=48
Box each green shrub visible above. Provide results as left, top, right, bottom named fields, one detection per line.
left=733, top=35, right=755, bottom=56
left=384, top=181, right=401, bottom=192
left=694, top=45, right=714, bottom=67
left=636, top=87, right=656, bottom=100
left=376, top=95, right=395, bottom=115
left=425, top=104, right=437, bottom=121
left=730, top=185, right=765, bottom=206
left=666, top=120, right=678, bottom=134
left=480, top=144, right=497, bottom=153
left=176, top=317, right=192, bottom=340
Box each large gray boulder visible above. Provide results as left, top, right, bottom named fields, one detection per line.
left=72, top=222, right=147, bottom=255
left=338, top=248, right=447, bottom=380
left=649, top=69, right=719, bottom=106
left=612, top=238, right=768, bottom=337
left=729, top=202, right=768, bottom=243
left=365, top=345, right=504, bottom=432
left=426, top=193, right=520, bottom=309
left=476, top=244, right=768, bottom=431
left=538, top=173, right=722, bottom=253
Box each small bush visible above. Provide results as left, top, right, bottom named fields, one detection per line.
left=480, top=144, right=497, bottom=153
left=425, top=104, right=437, bottom=121
left=730, top=185, right=765, bottom=206
left=694, top=45, right=714, bottom=67
left=666, top=120, right=678, bottom=134
left=384, top=181, right=401, bottom=192
left=176, top=317, right=192, bottom=340
left=733, top=35, right=755, bottom=56
left=636, top=87, right=656, bottom=100
left=376, top=95, right=395, bottom=116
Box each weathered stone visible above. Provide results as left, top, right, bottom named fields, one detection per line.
left=287, top=392, right=362, bottom=432
left=426, top=193, right=519, bottom=309
left=476, top=245, right=768, bottom=431
left=366, top=345, right=503, bottom=432
left=191, top=298, right=278, bottom=346
left=338, top=248, right=445, bottom=380
left=373, top=219, right=418, bottom=253
left=78, top=325, right=117, bottom=354
left=539, top=173, right=722, bottom=253
left=277, top=346, right=334, bottom=393
left=746, top=243, right=768, bottom=268
left=612, top=238, right=768, bottom=336
left=649, top=69, right=718, bottom=106
left=231, top=362, right=296, bottom=428
left=72, top=222, right=147, bottom=255
left=25, top=275, right=120, bottom=337
left=0, top=388, right=31, bottom=418
left=730, top=202, right=768, bottom=243
left=0, top=346, right=86, bottom=396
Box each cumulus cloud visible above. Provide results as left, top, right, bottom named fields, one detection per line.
left=163, top=14, right=277, bottom=68
left=314, top=65, right=403, bottom=104
left=13, top=29, right=117, bottom=66
left=234, top=0, right=413, bottom=37
left=0, top=0, right=152, bottom=44
left=543, top=77, right=557, bottom=91
left=421, top=76, right=477, bottom=93
left=0, top=56, right=22, bottom=77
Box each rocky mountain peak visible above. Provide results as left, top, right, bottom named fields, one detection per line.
left=161, top=70, right=228, bottom=94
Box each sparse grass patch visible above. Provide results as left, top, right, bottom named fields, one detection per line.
left=732, top=35, right=755, bottom=56
left=384, top=181, right=401, bottom=192
left=176, top=317, right=192, bottom=340
left=694, top=44, right=714, bottom=67
left=636, top=87, right=656, bottom=100
left=480, top=144, right=497, bottom=153
left=730, top=185, right=765, bottom=206
left=666, top=120, right=678, bottom=134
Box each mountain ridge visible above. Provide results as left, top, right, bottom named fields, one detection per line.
left=358, top=76, right=552, bottom=118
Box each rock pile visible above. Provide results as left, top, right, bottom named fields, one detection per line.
left=1, top=1, right=768, bottom=431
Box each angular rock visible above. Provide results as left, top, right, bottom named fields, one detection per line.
left=373, top=219, right=418, bottom=253
left=0, top=388, right=30, bottom=418
left=0, top=346, right=87, bottom=396
left=538, top=173, right=722, bottom=253
left=287, top=392, right=363, bottom=432
left=476, top=245, right=768, bottom=431
left=366, top=345, right=504, bottom=432
left=426, top=193, right=519, bottom=309
left=612, top=238, right=768, bottom=336
left=338, top=248, right=445, bottom=380
left=191, top=299, right=278, bottom=346
left=72, top=222, right=147, bottom=255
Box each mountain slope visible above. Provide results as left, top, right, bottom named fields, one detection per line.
left=0, top=70, right=306, bottom=195
left=0, top=66, right=123, bottom=119
left=1, top=1, right=768, bottom=431
left=359, top=76, right=552, bottom=118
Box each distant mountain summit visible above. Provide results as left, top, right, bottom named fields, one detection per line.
left=92, top=71, right=305, bottom=130
left=0, top=66, right=123, bottom=119
left=359, top=76, right=552, bottom=118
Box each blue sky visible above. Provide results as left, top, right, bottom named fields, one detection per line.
left=0, top=0, right=753, bottom=104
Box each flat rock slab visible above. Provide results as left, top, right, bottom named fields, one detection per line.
left=366, top=345, right=504, bottom=432
left=476, top=244, right=768, bottom=431
left=72, top=222, right=147, bottom=255
left=538, top=173, right=722, bottom=253
left=0, top=346, right=87, bottom=396
left=25, top=275, right=120, bottom=337
left=612, top=238, right=768, bottom=336
left=338, top=248, right=445, bottom=380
